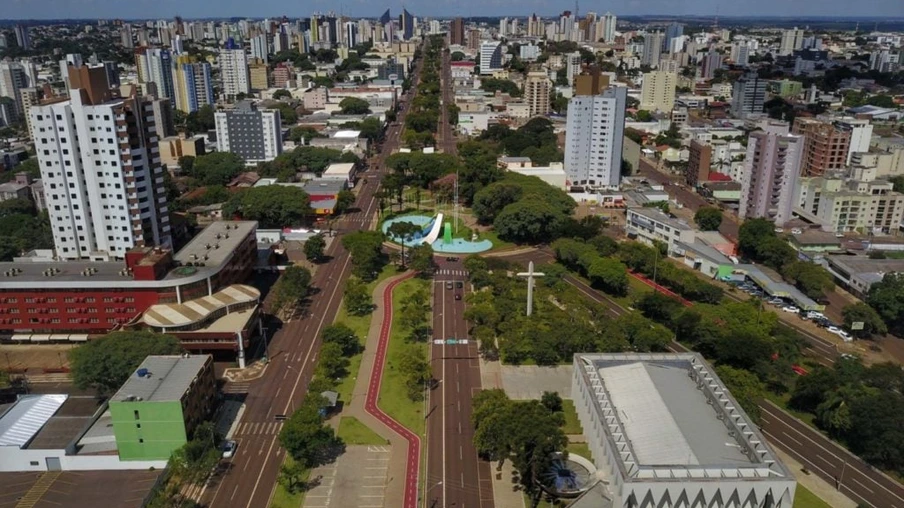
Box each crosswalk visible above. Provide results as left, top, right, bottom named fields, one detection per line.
left=235, top=421, right=284, bottom=436
left=436, top=269, right=468, bottom=276
left=222, top=382, right=249, bottom=395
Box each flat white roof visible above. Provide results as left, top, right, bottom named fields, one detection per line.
left=323, top=162, right=356, bottom=175
left=0, top=394, right=67, bottom=448
left=333, top=130, right=361, bottom=138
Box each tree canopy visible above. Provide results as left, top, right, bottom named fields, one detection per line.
left=189, top=152, right=246, bottom=186
left=866, top=273, right=904, bottom=336
left=341, top=231, right=385, bottom=281
left=70, top=331, right=183, bottom=396
left=223, top=185, right=312, bottom=228
left=338, top=97, right=371, bottom=115
left=480, top=78, right=522, bottom=97
left=694, top=207, right=723, bottom=231
left=270, top=265, right=313, bottom=316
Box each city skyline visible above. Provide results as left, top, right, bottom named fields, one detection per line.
left=2, top=0, right=903, bottom=21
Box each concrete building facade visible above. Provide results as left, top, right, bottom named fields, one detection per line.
left=639, top=71, right=676, bottom=112
left=214, top=101, right=282, bottom=164
left=218, top=47, right=250, bottom=99
left=524, top=71, right=550, bottom=118
left=792, top=118, right=852, bottom=177
left=564, top=86, right=626, bottom=189
left=739, top=126, right=803, bottom=226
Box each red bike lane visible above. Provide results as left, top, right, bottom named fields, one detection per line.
left=364, top=272, right=420, bottom=508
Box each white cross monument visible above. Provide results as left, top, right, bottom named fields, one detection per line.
left=516, top=261, right=545, bottom=316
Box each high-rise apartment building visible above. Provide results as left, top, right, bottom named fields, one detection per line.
left=792, top=117, right=852, bottom=177
left=664, top=23, right=683, bottom=51
left=701, top=48, right=722, bottom=79
left=524, top=71, right=550, bottom=118
left=30, top=65, right=171, bottom=260
left=18, top=86, right=41, bottom=136
left=251, top=34, right=269, bottom=64
left=780, top=27, right=805, bottom=56
left=215, top=101, right=282, bottom=164
left=601, top=13, right=617, bottom=43
left=730, top=72, right=767, bottom=119
left=249, top=59, right=270, bottom=91
left=120, top=25, right=134, bottom=49
left=639, top=71, right=676, bottom=112
left=564, top=86, right=626, bottom=189
left=173, top=56, right=213, bottom=113
left=739, top=124, right=803, bottom=226
left=218, top=46, right=250, bottom=100
left=479, top=42, right=503, bottom=75
left=565, top=52, right=582, bottom=86
left=731, top=42, right=751, bottom=66
left=450, top=18, right=465, bottom=46
left=139, top=48, right=175, bottom=101
left=14, top=25, right=30, bottom=50
left=468, top=29, right=482, bottom=52
left=0, top=61, right=28, bottom=117
left=642, top=32, right=663, bottom=67
left=837, top=118, right=873, bottom=165
left=400, top=9, right=414, bottom=41
left=686, top=140, right=712, bottom=187
left=798, top=176, right=904, bottom=234
left=150, top=97, right=175, bottom=138
left=345, top=22, right=359, bottom=47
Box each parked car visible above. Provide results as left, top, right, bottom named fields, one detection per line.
left=781, top=306, right=800, bottom=314
left=454, top=293, right=461, bottom=300
left=445, top=281, right=453, bottom=290
left=806, top=311, right=826, bottom=320
left=456, top=281, right=463, bottom=289
left=768, top=298, right=784, bottom=305
left=222, top=440, right=237, bottom=459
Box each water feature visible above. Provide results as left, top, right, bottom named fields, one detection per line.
left=382, top=214, right=493, bottom=254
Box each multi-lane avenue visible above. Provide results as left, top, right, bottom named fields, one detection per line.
left=201, top=52, right=423, bottom=508
left=426, top=258, right=495, bottom=508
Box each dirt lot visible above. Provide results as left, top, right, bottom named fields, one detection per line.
left=0, top=469, right=161, bottom=508
left=0, top=344, right=76, bottom=372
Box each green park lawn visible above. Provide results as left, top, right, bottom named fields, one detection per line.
left=377, top=276, right=430, bottom=438
left=566, top=442, right=592, bottom=462
left=560, top=400, right=583, bottom=435
left=793, top=483, right=832, bottom=508
left=337, top=416, right=388, bottom=445
left=269, top=455, right=308, bottom=508
left=334, top=265, right=400, bottom=406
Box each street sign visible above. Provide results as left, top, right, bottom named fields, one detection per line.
left=851, top=322, right=865, bottom=331
left=459, top=339, right=469, bottom=345
left=446, top=339, right=458, bottom=345
left=433, top=340, right=444, bottom=345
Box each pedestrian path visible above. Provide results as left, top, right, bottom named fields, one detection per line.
left=233, top=421, right=283, bottom=436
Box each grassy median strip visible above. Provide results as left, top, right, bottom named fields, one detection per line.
left=377, top=276, right=430, bottom=438
left=792, top=483, right=832, bottom=508
left=338, top=416, right=388, bottom=445
left=269, top=456, right=309, bottom=508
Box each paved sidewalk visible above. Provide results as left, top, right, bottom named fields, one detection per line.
left=338, top=273, right=412, bottom=508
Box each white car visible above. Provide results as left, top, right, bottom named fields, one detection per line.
left=781, top=306, right=799, bottom=314
left=222, top=440, right=237, bottom=459
left=827, top=327, right=853, bottom=342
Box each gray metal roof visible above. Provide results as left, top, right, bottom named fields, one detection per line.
left=0, top=394, right=68, bottom=448
left=110, top=355, right=210, bottom=403
left=733, top=264, right=821, bottom=310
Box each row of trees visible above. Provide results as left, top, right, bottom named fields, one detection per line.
left=269, top=265, right=313, bottom=318
left=402, top=36, right=444, bottom=149
left=464, top=256, right=672, bottom=365
left=472, top=389, right=567, bottom=504
left=395, top=283, right=433, bottom=401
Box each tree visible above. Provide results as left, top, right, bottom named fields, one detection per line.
left=843, top=302, right=888, bottom=339
left=272, top=103, right=298, bottom=125
left=338, top=97, right=371, bottom=115
left=635, top=110, right=654, bottom=122
left=304, top=234, right=327, bottom=263
left=451, top=51, right=465, bottom=61
left=387, top=221, right=422, bottom=266
left=408, top=244, right=436, bottom=275
left=715, top=365, right=766, bottom=423
left=278, top=460, right=308, bottom=494
left=587, top=257, right=629, bottom=296
left=694, top=207, right=723, bottom=231
left=867, top=273, right=904, bottom=335
left=317, top=342, right=350, bottom=379
left=273, top=89, right=292, bottom=100
left=190, top=152, right=245, bottom=186
left=397, top=344, right=432, bottom=400
left=334, top=190, right=356, bottom=215
left=738, top=218, right=776, bottom=259
left=472, top=182, right=523, bottom=225
left=271, top=265, right=313, bottom=315
left=344, top=278, right=374, bottom=316
left=0, top=198, right=34, bottom=217
left=70, top=331, right=183, bottom=396
left=480, top=78, right=522, bottom=97
left=781, top=261, right=835, bottom=300
left=540, top=391, right=563, bottom=413
left=321, top=324, right=360, bottom=356
left=494, top=201, right=566, bottom=244
left=223, top=185, right=312, bottom=228
left=341, top=231, right=385, bottom=281
left=279, top=394, right=342, bottom=468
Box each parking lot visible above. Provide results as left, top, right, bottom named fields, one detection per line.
left=303, top=445, right=391, bottom=508
left=732, top=279, right=850, bottom=342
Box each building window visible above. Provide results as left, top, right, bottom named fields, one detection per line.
left=134, top=410, right=140, bottom=420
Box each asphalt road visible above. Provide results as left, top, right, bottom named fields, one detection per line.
left=500, top=248, right=904, bottom=508
left=425, top=258, right=495, bottom=508
left=201, top=55, right=424, bottom=508
left=438, top=43, right=457, bottom=156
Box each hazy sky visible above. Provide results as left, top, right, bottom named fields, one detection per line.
left=3, top=0, right=903, bottom=20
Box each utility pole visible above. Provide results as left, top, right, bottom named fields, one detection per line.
left=516, top=261, right=546, bottom=316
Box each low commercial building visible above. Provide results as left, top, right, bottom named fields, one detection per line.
left=626, top=207, right=695, bottom=253
left=110, top=355, right=215, bottom=461
left=823, top=256, right=904, bottom=298
left=0, top=221, right=259, bottom=356
left=159, top=135, right=206, bottom=169
left=572, top=353, right=796, bottom=508
left=321, top=162, right=357, bottom=186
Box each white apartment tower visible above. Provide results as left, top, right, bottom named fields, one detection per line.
left=218, top=47, right=251, bottom=100
left=640, top=71, right=676, bottom=112
left=739, top=123, right=803, bottom=227
left=30, top=65, right=171, bottom=260
left=564, top=86, right=627, bottom=189
left=601, top=13, right=617, bottom=43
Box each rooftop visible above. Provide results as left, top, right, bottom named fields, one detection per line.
left=27, top=396, right=103, bottom=450
left=173, top=221, right=256, bottom=268
left=826, top=255, right=904, bottom=277
left=0, top=394, right=67, bottom=448
left=142, top=284, right=259, bottom=329
left=332, top=130, right=361, bottom=139
left=323, top=162, right=356, bottom=175
left=576, top=353, right=788, bottom=481
left=627, top=207, right=693, bottom=231
left=110, top=355, right=210, bottom=403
